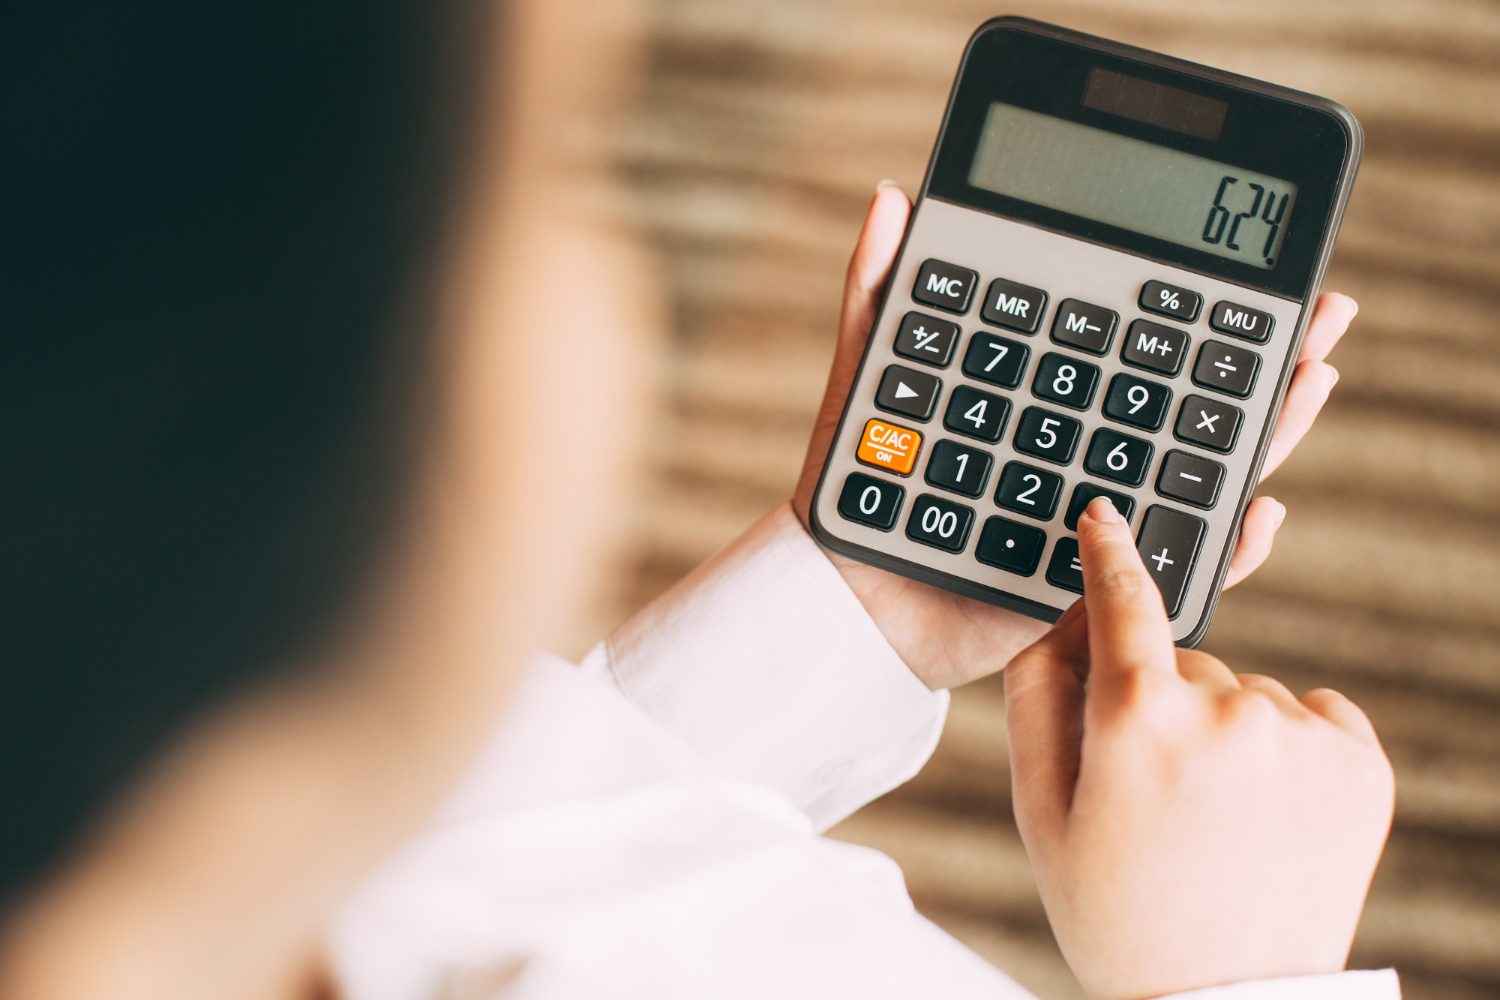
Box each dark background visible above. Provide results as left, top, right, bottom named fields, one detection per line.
left=577, top=1, right=1500, bottom=995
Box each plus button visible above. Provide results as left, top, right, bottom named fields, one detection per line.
left=1149, top=547, right=1174, bottom=573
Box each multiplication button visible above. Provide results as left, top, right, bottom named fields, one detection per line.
left=894, top=311, right=960, bottom=368
left=1192, top=340, right=1260, bottom=398
left=1136, top=504, right=1207, bottom=618
left=837, top=472, right=905, bottom=531
left=1174, top=394, right=1243, bottom=453
left=912, top=259, right=977, bottom=314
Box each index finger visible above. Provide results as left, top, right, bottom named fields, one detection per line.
left=1077, top=497, right=1176, bottom=681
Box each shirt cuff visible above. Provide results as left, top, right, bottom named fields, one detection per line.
left=584, top=502, right=947, bottom=830
left=1158, top=970, right=1400, bottom=1000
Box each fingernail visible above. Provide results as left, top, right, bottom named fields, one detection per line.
left=876, top=178, right=900, bottom=191
left=1272, top=500, right=1288, bottom=526
left=1328, top=365, right=1341, bottom=387
left=1348, top=297, right=1360, bottom=318
left=1085, top=495, right=1122, bottom=524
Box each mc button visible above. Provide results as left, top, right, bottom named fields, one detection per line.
left=912, top=259, right=977, bottom=314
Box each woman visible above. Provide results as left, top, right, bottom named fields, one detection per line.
left=1, top=2, right=1393, bottom=997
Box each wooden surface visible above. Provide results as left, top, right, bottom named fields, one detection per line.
left=589, top=1, right=1500, bottom=996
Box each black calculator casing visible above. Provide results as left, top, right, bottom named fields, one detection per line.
left=809, top=17, right=1361, bottom=646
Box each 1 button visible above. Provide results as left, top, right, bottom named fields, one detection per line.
left=906, top=493, right=975, bottom=552
left=925, top=439, right=993, bottom=498
left=1050, top=298, right=1118, bottom=355
left=837, top=472, right=905, bottom=531
left=1014, top=406, right=1081, bottom=465
left=1174, top=394, right=1243, bottom=453
left=1064, top=482, right=1136, bottom=531
left=1210, top=300, right=1274, bottom=343
left=1084, top=428, right=1154, bottom=487
left=995, top=461, right=1064, bottom=520
left=856, top=418, right=923, bottom=475
left=975, top=516, right=1047, bottom=576
left=1102, top=373, right=1172, bottom=432
left=894, top=311, right=959, bottom=368
left=961, top=331, right=1029, bottom=388
left=1046, top=537, right=1085, bottom=594
left=1156, top=449, right=1225, bottom=508
left=1136, top=504, right=1207, bottom=618
left=1192, top=340, right=1261, bottom=398
left=944, top=385, right=1010, bottom=443
left=1140, top=279, right=1202, bottom=322
left=875, top=364, right=940, bottom=421
left=982, top=277, right=1048, bottom=333
left=1032, top=353, right=1101, bottom=410
left=1122, top=319, right=1189, bottom=376
left=913, top=259, right=977, bottom=314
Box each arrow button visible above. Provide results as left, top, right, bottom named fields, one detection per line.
left=875, top=364, right=941, bottom=421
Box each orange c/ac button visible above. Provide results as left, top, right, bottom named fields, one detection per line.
left=857, top=418, right=922, bottom=475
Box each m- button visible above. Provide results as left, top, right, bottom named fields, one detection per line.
left=912, top=259, right=977, bottom=314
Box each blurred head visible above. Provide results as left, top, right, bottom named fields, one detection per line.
left=1, top=2, right=653, bottom=995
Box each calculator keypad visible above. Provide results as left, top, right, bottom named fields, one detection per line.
left=894, top=311, right=960, bottom=368
left=961, top=332, right=1029, bottom=388
left=875, top=364, right=941, bottom=421
left=925, top=439, right=993, bottom=498
left=944, top=386, right=1010, bottom=442
left=1191, top=340, right=1261, bottom=398
left=906, top=494, right=975, bottom=552
left=820, top=199, right=1298, bottom=639
left=1032, top=353, right=1101, bottom=410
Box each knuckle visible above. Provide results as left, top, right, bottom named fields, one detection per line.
left=1091, top=565, right=1149, bottom=602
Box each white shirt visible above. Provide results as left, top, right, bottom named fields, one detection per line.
left=330, top=505, right=1399, bottom=1000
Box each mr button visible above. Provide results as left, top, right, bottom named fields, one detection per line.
left=857, top=418, right=923, bottom=475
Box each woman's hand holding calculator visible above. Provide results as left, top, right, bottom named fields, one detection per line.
left=1004, top=497, right=1394, bottom=997
left=793, top=182, right=1359, bottom=690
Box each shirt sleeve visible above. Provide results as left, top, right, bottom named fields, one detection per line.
left=1158, top=970, right=1400, bottom=1000
left=580, top=502, right=947, bottom=830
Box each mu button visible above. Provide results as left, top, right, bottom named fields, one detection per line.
left=857, top=417, right=923, bottom=476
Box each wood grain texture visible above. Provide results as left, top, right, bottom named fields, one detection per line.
left=586, top=2, right=1500, bottom=995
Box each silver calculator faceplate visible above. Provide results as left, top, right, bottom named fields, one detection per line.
left=812, top=196, right=1308, bottom=644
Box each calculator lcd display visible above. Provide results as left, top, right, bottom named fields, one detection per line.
left=968, top=103, right=1298, bottom=270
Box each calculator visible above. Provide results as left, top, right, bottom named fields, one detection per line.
left=809, top=17, right=1361, bottom=645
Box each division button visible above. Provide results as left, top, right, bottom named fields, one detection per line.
left=1045, top=537, right=1085, bottom=594
left=1174, top=394, right=1243, bottom=453
left=1121, top=319, right=1190, bottom=376
left=875, top=364, right=941, bottom=421
left=1050, top=298, right=1119, bottom=354
left=981, top=277, right=1049, bottom=333
left=1156, top=449, right=1226, bottom=508
left=1140, top=279, right=1203, bottom=322
left=856, top=417, right=923, bottom=475
left=1191, top=339, right=1261, bottom=398
left=975, top=516, right=1047, bottom=576
left=1135, top=504, right=1207, bottom=618
left=1209, top=300, right=1274, bottom=343
left=837, top=472, right=905, bottom=531
left=912, top=258, right=977, bottom=314
left=894, top=310, right=960, bottom=367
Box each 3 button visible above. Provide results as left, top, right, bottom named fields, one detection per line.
left=1064, top=483, right=1136, bottom=531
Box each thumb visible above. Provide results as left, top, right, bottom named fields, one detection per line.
left=1004, top=599, right=1089, bottom=833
